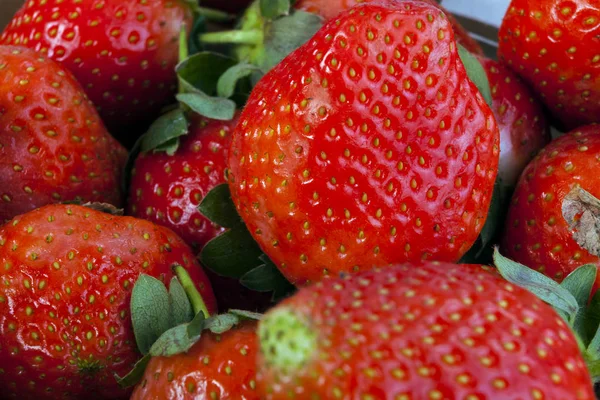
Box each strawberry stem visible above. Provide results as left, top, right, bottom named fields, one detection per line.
left=199, top=29, right=264, bottom=46
left=197, top=6, right=236, bottom=22
left=174, top=265, right=210, bottom=318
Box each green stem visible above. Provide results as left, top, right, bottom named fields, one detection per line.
left=174, top=265, right=210, bottom=318
left=199, top=29, right=264, bottom=46
left=178, top=24, right=188, bottom=95
left=197, top=6, right=236, bottom=22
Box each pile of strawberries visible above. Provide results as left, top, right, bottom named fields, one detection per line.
left=2, top=0, right=600, bottom=398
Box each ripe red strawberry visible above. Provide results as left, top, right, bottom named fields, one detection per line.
left=227, top=1, right=500, bottom=285
left=501, top=126, right=600, bottom=287
left=1, top=0, right=194, bottom=142
left=257, top=262, right=593, bottom=399
left=295, top=0, right=484, bottom=55
left=0, top=204, right=217, bottom=399
left=131, top=320, right=259, bottom=400
left=498, top=0, right=600, bottom=130
left=0, top=45, right=127, bottom=224
left=128, top=114, right=237, bottom=251
left=479, top=57, right=550, bottom=187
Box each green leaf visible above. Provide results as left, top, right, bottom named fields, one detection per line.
left=561, top=265, right=598, bottom=307
left=241, top=255, right=296, bottom=302
left=169, top=277, right=194, bottom=326
left=217, top=62, right=261, bottom=99
left=260, top=0, right=291, bottom=19
left=130, top=275, right=172, bottom=355
left=458, top=44, right=492, bottom=107
left=140, top=108, right=188, bottom=154
left=200, top=227, right=264, bottom=278
left=585, top=290, right=600, bottom=347
left=177, top=52, right=237, bottom=95
left=493, top=249, right=579, bottom=321
left=229, top=309, right=263, bottom=321
left=115, top=354, right=151, bottom=388
left=261, top=10, right=323, bottom=71
left=204, top=314, right=240, bottom=334
left=198, top=184, right=241, bottom=229
left=149, top=312, right=205, bottom=357
left=176, top=93, right=236, bottom=121
left=188, top=14, right=207, bottom=55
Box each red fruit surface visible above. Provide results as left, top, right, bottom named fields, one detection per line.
left=0, top=45, right=127, bottom=224
left=479, top=57, right=550, bottom=187
left=1, top=0, right=193, bottom=140
left=131, top=321, right=259, bottom=400
left=294, top=0, right=484, bottom=55
left=498, top=0, right=600, bottom=130
left=501, top=126, right=600, bottom=288
left=0, top=204, right=217, bottom=400
left=128, top=115, right=237, bottom=251
left=257, top=263, right=594, bottom=399
left=228, top=1, right=499, bottom=285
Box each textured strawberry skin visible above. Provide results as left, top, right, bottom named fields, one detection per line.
left=0, top=46, right=127, bottom=224
left=131, top=321, right=259, bottom=400
left=498, top=0, right=600, bottom=130
left=228, top=1, right=499, bottom=285
left=0, top=205, right=217, bottom=400
left=479, top=57, right=550, bottom=187
left=257, top=263, right=594, bottom=399
left=1, top=0, right=193, bottom=139
left=294, top=0, right=484, bottom=55
left=501, top=126, right=600, bottom=287
left=128, top=115, right=237, bottom=251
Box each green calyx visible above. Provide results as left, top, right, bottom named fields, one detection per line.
left=258, top=307, right=317, bottom=373
left=457, top=44, right=493, bottom=108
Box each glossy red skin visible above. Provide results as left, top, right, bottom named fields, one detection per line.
left=501, top=126, right=600, bottom=289
left=0, top=46, right=127, bottom=224
left=228, top=1, right=500, bottom=285
left=128, top=115, right=237, bottom=251
left=294, top=0, right=484, bottom=55
left=0, top=205, right=217, bottom=400
left=498, top=0, right=600, bottom=130
left=131, top=321, right=259, bottom=400
left=1, top=0, right=193, bottom=140
left=479, top=57, right=550, bottom=187
left=257, top=263, right=594, bottom=399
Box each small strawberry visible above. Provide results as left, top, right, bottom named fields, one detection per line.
left=479, top=57, right=550, bottom=187
left=0, top=45, right=127, bottom=224
left=1, top=0, right=194, bottom=142
left=131, top=319, right=259, bottom=400
left=295, top=0, right=484, bottom=55
left=0, top=204, right=217, bottom=399
left=498, top=0, right=600, bottom=130
left=256, top=261, right=594, bottom=399
left=128, top=114, right=236, bottom=251
left=501, top=126, right=600, bottom=288
left=227, top=0, right=499, bottom=285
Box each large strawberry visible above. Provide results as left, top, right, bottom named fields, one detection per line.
left=128, top=114, right=237, bottom=251
left=479, top=57, right=550, bottom=187
left=501, top=126, right=600, bottom=288
left=130, top=319, right=259, bottom=400
left=0, top=204, right=217, bottom=399
left=227, top=0, right=499, bottom=285
left=256, top=261, right=594, bottom=399
left=1, top=0, right=194, bottom=142
left=0, top=45, right=127, bottom=224
left=498, top=0, right=600, bottom=130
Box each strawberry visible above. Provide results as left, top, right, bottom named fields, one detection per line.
left=0, top=204, right=217, bottom=399
left=498, top=0, right=600, bottom=130
left=131, top=320, right=259, bottom=400
left=1, top=0, right=194, bottom=142
left=128, top=114, right=236, bottom=251
left=227, top=0, right=500, bottom=285
left=295, top=0, right=484, bottom=55
left=501, top=126, right=600, bottom=288
left=256, top=262, right=594, bottom=399
left=479, top=57, right=550, bottom=187
left=0, top=45, right=127, bottom=224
